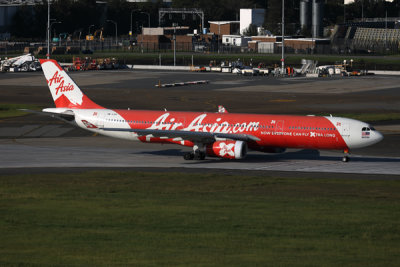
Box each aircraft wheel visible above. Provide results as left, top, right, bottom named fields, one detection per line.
left=193, top=151, right=206, bottom=160
left=183, top=152, right=194, bottom=160
left=342, top=156, right=350, bottom=162
left=21, top=63, right=29, bottom=72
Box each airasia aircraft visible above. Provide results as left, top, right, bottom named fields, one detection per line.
left=35, top=59, right=383, bottom=162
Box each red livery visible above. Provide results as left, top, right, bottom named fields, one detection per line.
left=36, top=59, right=383, bottom=162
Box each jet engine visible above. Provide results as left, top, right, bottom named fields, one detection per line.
left=206, top=140, right=247, bottom=159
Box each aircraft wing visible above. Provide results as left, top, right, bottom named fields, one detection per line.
left=102, top=128, right=260, bottom=143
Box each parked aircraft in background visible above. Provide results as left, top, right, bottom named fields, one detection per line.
left=32, top=59, right=383, bottom=162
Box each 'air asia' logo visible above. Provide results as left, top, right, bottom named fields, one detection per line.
left=48, top=71, right=74, bottom=95
left=147, top=113, right=259, bottom=134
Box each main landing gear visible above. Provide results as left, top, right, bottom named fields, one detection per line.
left=183, top=151, right=206, bottom=160
left=183, top=144, right=206, bottom=160
left=342, top=149, right=350, bottom=162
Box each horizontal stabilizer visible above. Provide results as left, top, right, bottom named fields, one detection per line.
left=20, top=109, right=75, bottom=121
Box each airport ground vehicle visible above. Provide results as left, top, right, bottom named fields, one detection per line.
left=0, top=54, right=41, bottom=72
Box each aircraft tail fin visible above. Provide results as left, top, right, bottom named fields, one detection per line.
left=218, top=105, right=228, bottom=113
left=39, top=59, right=103, bottom=109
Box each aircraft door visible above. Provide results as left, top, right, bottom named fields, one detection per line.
left=274, top=120, right=284, bottom=132
left=93, top=111, right=105, bottom=128
left=339, top=123, right=350, bottom=136
left=273, top=120, right=287, bottom=147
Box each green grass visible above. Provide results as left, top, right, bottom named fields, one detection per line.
left=0, top=171, right=399, bottom=266
left=0, top=103, right=41, bottom=119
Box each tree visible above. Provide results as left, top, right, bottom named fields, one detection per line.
left=325, top=0, right=345, bottom=26
left=243, top=24, right=258, bottom=36
left=172, top=0, right=254, bottom=22
left=344, top=0, right=398, bottom=21
left=10, top=5, right=36, bottom=39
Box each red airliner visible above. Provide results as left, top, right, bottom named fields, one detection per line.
left=34, top=59, right=383, bottom=162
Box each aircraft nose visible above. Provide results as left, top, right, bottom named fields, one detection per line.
left=374, top=131, right=384, bottom=143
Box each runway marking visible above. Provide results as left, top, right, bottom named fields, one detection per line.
left=2, top=135, right=400, bottom=176
left=269, top=99, right=296, bottom=103
left=0, top=125, right=74, bottom=138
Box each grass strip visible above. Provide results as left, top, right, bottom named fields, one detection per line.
left=0, top=171, right=399, bottom=266
left=0, top=103, right=41, bottom=119
left=5, top=51, right=400, bottom=69
left=26, top=52, right=400, bottom=70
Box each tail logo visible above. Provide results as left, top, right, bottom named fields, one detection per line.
left=81, top=120, right=98, bottom=129
left=48, top=71, right=74, bottom=95
left=219, top=142, right=235, bottom=157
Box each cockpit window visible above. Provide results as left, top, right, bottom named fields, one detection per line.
left=362, top=126, right=371, bottom=138
left=370, top=127, right=376, bottom=131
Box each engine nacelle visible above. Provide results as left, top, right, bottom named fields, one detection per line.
left=206, top=140, right=247, bottom=159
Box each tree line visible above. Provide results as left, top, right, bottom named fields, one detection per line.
left=8, top=0, right=400, bottom=40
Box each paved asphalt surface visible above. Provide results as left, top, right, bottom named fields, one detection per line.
left=1, top=69, right=400, bottom=177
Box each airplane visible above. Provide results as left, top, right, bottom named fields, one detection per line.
left=31, top=59, right=383, bottom=162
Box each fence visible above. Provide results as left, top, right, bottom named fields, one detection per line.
left=1, top=37, right=399, bottom=56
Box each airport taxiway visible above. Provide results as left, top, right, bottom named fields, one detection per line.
left=1, top=136, right=400, bottom=176
left=2, top=70, right=400, bottom=114
left=1, top=70, right=400, bottom=176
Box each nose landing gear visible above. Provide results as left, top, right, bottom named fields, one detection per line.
left=342, top=149, right=350, bottom=162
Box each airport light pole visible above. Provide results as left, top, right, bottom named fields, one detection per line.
left=78, top=31, right=82, bottom=51
left=173, top=23, right=177, bottom=66
left=88, top=24, right=95, bottom=36
left=140, top=11, right=150, bottom=27
left=87, top=24, right=94, bottom=51
left=385, top=9, right=388, bottom=52
left=107, top=20, right=118, bottom=46
left=48, top=20, right=61, bottom=57
left=361, top=0, right=364, bottom=22
left=281, top=0, right=285, bottom=75
left=130, top=10, right=134, bottom=37
left=47, top=0, right=50, bottom=59
left=130, top=9, right=140, bottom=38
left=218, top=23, right=220, bottom=54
